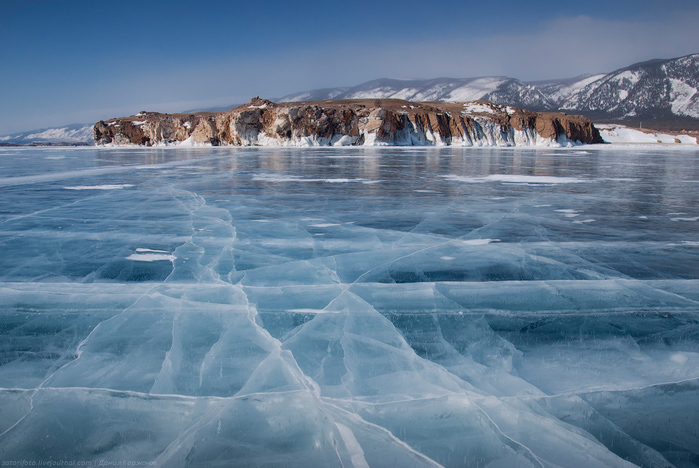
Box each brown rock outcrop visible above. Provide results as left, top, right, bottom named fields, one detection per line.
left=94, top=98, right=603, bottom=147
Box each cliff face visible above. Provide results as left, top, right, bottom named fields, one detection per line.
left=94, top=98, right=603, bottom=147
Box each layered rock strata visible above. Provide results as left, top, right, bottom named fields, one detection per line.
left=94, top=98, right=603, bottom=147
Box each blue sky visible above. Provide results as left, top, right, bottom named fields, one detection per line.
left=1, top=0, right=698, bottom=134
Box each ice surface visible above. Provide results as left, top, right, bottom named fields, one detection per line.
left=1, top=145, right=699, bottom=466
left=63, top=184, right=135, bottom=190
left=444, top=174, right=586, bottom=184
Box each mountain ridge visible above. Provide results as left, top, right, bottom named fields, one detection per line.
left=0, top=123, right=94, bottom=146
left=278, top=53, right=699, bottom=131
left=4, top=53, right=698, bottom=144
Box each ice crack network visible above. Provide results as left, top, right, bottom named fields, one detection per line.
left=1, top=146, right=698, bottom=467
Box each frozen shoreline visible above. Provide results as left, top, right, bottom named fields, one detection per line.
left=597, top=123, right=698, bottom=145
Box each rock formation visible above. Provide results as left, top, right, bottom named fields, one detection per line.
left=94, top=98, right=603, bottom=147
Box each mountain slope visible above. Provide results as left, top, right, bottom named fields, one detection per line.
left=527, top=74, right=607, bottom=107
left=559, top=54, right=699, bottom=123
left=5, top=53, right=698, bottom=140
left=279, top=53, right=699, bottom=129
left=0, top=123, right=93, bottom=145
left=282, top=77, right=553, bottom=111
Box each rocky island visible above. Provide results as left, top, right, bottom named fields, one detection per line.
left=94, top=97, right=603, bottom=147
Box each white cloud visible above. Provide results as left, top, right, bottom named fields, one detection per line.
left=92, top=12, right=699, bottom=104
left=262, top=12, right=699, bottom=84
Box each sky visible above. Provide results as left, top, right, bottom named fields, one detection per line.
left=1, top=0, right=698, bottom=135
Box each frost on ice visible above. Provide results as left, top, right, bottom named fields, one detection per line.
left=0, top=146, right=698, bottom=467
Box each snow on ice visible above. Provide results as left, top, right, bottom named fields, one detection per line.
left=597, top=124, right=698, bottom=145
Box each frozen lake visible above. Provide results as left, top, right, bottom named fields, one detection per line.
left=1, top=145, right=699, bottom=467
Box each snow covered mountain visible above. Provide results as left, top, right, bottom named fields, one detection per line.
left=0, top=123, right=93, bottom=145
left=281, top=53, right=699, bottom=129
left=528, top=74, right=608, bottom=108
left=4, top=53, right=698, bottom=141
left=557, top=54, right=699, bottom=122
left=281, top=77, right=554, bottom=112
